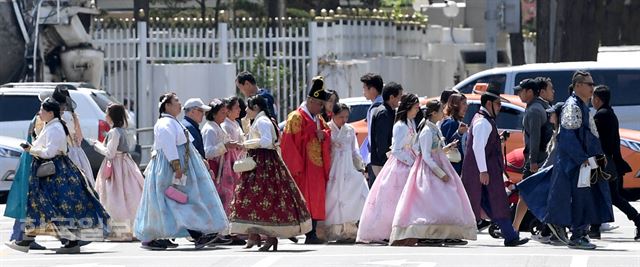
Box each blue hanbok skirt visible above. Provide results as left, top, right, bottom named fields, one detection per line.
left=4, top=150, right=32, bottom=220
left=516, top=166, right=553, bottom=221
left=134, top=143, right=229, bottom=241
left=25, top=155, right=110, bottom=241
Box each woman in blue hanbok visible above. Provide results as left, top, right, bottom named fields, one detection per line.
left=134, top=92, right=229, bottom=250
left=6, top=98, right=110, bottom=254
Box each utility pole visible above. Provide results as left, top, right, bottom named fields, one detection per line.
left=485, top=0, right=498, bottom=68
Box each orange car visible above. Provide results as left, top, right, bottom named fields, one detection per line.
left=348, top=93, right=640, bottom=199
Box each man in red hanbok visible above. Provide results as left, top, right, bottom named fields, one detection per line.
left=281, top=76, right=331, bottom=244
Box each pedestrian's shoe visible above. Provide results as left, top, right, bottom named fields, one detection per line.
left=504, top=237, right=529, bottom=247
left=334, top=238, right=356, bottom=244
left=288, top=237, right=299, bottom=243
left=209, top=235, right=233, bottom=246
left=55, top=242, right=81, bottom=254
left=417, top=239, right=444, bottom=247
left=477, top=220, right=491, bottom=232
left=600, top=223, right=619, bottom=232
left=194, top=234, right=217, bottom=249
left=5, top=240, right=30, bottom=253
left=158, top=239, right=179, bottom=248
left=531, top=233, right=551, bottom=244
left=228, top=236, right=247, bottom=246
left=29, top=241, right=47, bottom=250
left=141, top=240, right=167, bottom=251
left=444, top=239, right=468, bottom=246
left=568, top=238, right=596, bottom=250
left=304, top=236, right=326, bottom=245
left=78, top=241, right=92, bottom=247
left=258, top=237, right=278, bottom=252
left=547, top=224, right=570, bottom=245
left=634, top=228, right=640, bottom=241
left=588, top=229, right=601, bottom=240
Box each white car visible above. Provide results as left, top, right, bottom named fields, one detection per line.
left=0, top=136, right=24, bottom=202
left=0, top=83, right=140, bottom=183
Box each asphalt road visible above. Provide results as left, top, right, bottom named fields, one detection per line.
left=2, top=203, right=640, bottom=267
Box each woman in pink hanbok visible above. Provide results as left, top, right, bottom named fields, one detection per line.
left=202, top=99, right=241, bottom=214
left=324, top=103, right=369, bottom=243
left=220, top=97, right=246, bottom=214
left=390, top=100, right=476, bottom=246
left=92, top=104, right=144, bottom=241
left=356, top=94, right=420, bottom=244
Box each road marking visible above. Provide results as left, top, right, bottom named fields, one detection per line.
left=569, top=255, right=589, bottom=267
left=365, top=259, right=436, bottom=267
left=250, top=255, right=282, bottom=267
left=605, top=242, right=640, bottom=251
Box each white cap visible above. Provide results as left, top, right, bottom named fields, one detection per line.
left=183, top=98, right=212, bottom=111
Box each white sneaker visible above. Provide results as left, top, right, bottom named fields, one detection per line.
left=531, top=233, right=551, bottom=244
left=5, top=241, right=30, bottom=253
left=600, top=223, right=619, bottom=232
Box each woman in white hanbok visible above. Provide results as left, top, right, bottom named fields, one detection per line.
left=323, top=103, right=369, bottom=242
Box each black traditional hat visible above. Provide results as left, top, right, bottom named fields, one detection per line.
left=38, top=85, right=77, bottom=111
left=308, top=76, right=329, bottom=101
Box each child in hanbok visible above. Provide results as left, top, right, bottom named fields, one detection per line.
left=134, top=93, right=228, bottom=250
left=92, top=104, right=144, bottom=241
left=356, top=94, right=420, bottom=244
left=390, top=100, right=477, bottom=246
left=323, top=103, right=369, bottom=243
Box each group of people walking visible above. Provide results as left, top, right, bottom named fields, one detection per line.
left=3, top=69, right=638, bottom=254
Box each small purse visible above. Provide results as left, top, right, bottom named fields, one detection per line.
left=233, top=156, right=256, bottom=173
left=446, top=149, right=462, bottom=163
left=36, top=160, right=56, bottom=178
left=103, top=160, right=113, bottom=179
left=164, top=185, right=188, bottom=204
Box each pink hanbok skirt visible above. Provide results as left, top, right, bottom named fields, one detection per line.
left=211, top=148, right=245, bottom=215
left=356, top=155, right=412, bottom=243
left=390, top=151, right=477, bottom=242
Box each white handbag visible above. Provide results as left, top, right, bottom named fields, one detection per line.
left=446, top=149, right=462, bottom=163
left=233, top=156, right=257, bottom=173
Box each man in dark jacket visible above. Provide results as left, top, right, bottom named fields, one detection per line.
left=589, top=85, right=639, bottom=241
left=368, top=82, right=402, bottom=187
left=182, top=98, right=211, bottom=159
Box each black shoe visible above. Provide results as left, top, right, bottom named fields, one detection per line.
left=477, top=220, right=491, bottom=232
left=635, top=228, right=640, bottom=241
left=78, top=241, right=92, bottom=247
left=228, top=236, right=247, bottom=246
left=588, top=229, right=601, bottom=240
left=504, top=237, right=529, bottom=247
left=158, top=239, right=179, bottom=248
left=209, top=235, right=233, bottom=246
left=444, top=239, right=468, bottom=246
left=195, top=234, right=217, bottom=249
left=547, top=224, right=570, bottom=245
left=304, top=237, right=325, bottom=244
left=289, top=237, right=299, bottom=243
left=29, top=241, right=47, bottom=250
left=568, top=238, right=596, bottom=250
left=417, top=239, right=444, bottom=247
left=141, top=240, right=167, bottom=251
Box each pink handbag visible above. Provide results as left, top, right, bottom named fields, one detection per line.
left=103, top=160, right=113, bottom=179
left=164, top=185, right=188, bottom=204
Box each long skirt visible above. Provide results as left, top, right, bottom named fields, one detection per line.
left=229, top=148, right=312, bottom=237
left=209, top=148, right=244, bottom=216
left=516, top=165, right=554, bottom=221
left=356, top=155, right=412, bottom=243
left=68, top=145, right=95, bottom=187
left=390, top=152, right=477, bottom=242
left=95, top=153, right=144, bottom=241
left=25, top=155, right=110, bottom=241
left=134, top=144, right=229, bottom=241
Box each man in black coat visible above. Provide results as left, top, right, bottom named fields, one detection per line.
left=589, top=85, right=639, bottom=241
left=368, top=82, right=403, bottom=187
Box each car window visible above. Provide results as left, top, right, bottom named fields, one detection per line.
left=0, top=95, right=41, bottom=122
left=458, top=74, right=507, bottom=94
left=515, top=70, right=573, bottom=103
left=90, top=91, right=121, bottom=112
left=589, top=69, right=640, bottom=106
left=348, top=104, right=369, bottom=123
left=462, top=103, right=523, bottom=130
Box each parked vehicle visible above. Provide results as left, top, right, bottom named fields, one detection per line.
left=0, top=83, right=141, bottom=180
left=452, top=62, right=640, bottom=130
left=0, top=136, right=23, bottom=203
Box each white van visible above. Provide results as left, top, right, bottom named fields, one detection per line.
left=452, top=62, right=640, bottom=130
